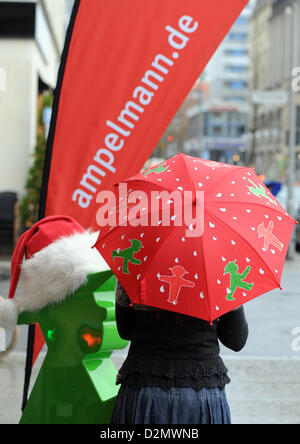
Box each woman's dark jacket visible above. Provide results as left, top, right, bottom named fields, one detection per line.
left=115, top=282, right=248, bottom=391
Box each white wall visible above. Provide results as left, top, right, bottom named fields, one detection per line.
left=0, top=0, right=67, bottom=196
left=0, top=40, right=37, bottom=194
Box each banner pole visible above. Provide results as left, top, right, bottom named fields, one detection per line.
left=21, top=0, right=82, bottom=411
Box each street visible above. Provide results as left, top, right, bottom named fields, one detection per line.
left=0, top=255, right=299, bottom=424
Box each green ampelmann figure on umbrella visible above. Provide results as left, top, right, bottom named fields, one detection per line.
left=224, top=260, right=254, bottom=301
left=143, top=162, right=169, bottom=176
left=112, top=239, right=144, bottom=274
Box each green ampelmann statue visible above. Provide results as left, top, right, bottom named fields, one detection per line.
left=18, top=271, right=128, bottom=424
left=0, top=216, right=128, bottom=424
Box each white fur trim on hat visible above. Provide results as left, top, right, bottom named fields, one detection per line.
left=0, top=298, right=20, bottom=331
left=19, top=230, right=109, bottom=314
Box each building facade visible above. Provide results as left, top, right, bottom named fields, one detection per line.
left=184, top=2, right=255, bottom=162
left=0, top=0, right=66, bottom=197
left=250, top=0, right=273, bottom=92
left=249, top=0, right=300, bottom=179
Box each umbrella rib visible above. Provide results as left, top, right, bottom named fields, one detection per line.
left=205, top=208, right=282, bottom=289
left=96, top=180, right=182, bottom=245
left=199, top=223, right=212, bottom=323
left=179, top=154, right=196, bottom=198
left=122, top=178, right=186, bottom=223
left=123, top=178, right=176, bottom=195
left=141, top=225, right=177, bottom=283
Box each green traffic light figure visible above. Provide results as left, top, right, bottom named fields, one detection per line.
left=143, top=162, right=169, bottom=176
left=112, top=239, right=144, bottom=274
left=18, top=271, right=127, bottom=424
left=248, top=179, right=278, bottom=206
left=0, top=216, right=128, bottom=424
left=224, top=260, right=254, bottom=301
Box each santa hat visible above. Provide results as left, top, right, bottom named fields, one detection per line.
left=0, top=216, right=109, bottom=330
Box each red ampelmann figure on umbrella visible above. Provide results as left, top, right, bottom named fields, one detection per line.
left=158, top=266, right=195, bottom=306
left=257, top=221, right=284, bottom=252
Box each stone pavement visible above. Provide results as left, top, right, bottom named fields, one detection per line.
left=1, top=352, right=299, bottom=424
left=223, top=356, right=300, bottom=424
left=0, top=260, right=10, bottom=281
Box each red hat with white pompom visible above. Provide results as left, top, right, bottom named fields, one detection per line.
left=0, top=216, right=109, bottom=330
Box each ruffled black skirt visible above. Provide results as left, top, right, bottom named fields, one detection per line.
left=116, top=356, right=230, bottom=391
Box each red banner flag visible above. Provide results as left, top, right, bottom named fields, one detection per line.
left=41, top=0, right=249, bottom=229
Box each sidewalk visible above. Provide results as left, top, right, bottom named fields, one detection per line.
left=0, top=260, right=10, bottom=281
left=0, top=352, right=299, bottom=424
left=223, top=356, right=300, bottom=424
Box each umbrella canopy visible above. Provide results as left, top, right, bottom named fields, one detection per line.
left=94, top=153, right=296, bottom=323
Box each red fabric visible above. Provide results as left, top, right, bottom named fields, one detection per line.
left=45, top=0, right=248, bottom=229
left=32, top=324, right=45, bottom=364
left=25, top=217, right=84, bottom=258
left=9, top=216, right=83, bottom=300
left=94, top=154, right=296, bottom=323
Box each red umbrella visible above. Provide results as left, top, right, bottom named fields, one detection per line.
left=94, top=153, right=296, bottom=323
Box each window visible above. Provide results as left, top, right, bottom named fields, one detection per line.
left=226, top=65, right=248, bottom=73
left=0, top=2, right=35, bottom=38
left=238, top=125, right=245, bottom=136
left=224, top=96, right=246, bottom=102
left=286, top=107, right=300, bottom=145
left=226, top=81, right=247, bottom=90
left=213, top=126, right=223, bottom=136
left=228, top=33, right=247, bottom=42
left=212, top=112, right=223, bottom=119
left=225, top=49, right=248, bottom=57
